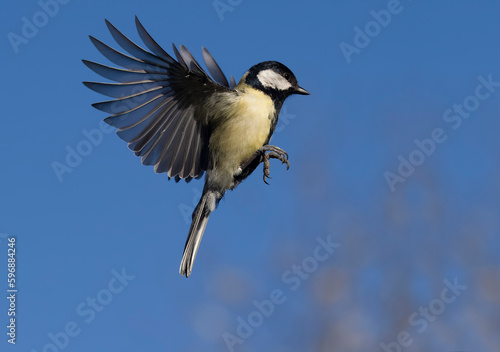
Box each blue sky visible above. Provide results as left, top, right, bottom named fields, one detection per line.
left=2, top=1, right=500, bottom=351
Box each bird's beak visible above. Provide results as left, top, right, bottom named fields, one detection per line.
left=294, top=86, right=310, bottom=95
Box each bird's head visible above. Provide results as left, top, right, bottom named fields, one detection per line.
left=242, top=61, right=309, bottom=100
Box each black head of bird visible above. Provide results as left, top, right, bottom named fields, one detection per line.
left=244, top=61, right=310, bottom=103
left=83, top=17, right=309, bottom=277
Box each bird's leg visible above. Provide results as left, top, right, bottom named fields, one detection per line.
left=239, top=145, right=290, bottom=185
left=258, top=145, right=290, bottom=185
left=261, top=151, right=290, bottom=184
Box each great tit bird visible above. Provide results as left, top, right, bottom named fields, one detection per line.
left=83, top=17, right=309, bottom=277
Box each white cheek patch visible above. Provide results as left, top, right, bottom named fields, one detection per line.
left=257, top=69, right=292, bottom=91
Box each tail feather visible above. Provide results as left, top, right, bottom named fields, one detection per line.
left=179, top=191, right=212, bottom=277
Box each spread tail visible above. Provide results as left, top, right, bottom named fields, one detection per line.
left=179, top=190, right=213, bottom=277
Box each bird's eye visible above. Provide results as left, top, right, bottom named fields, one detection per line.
left=283, top=73, right=290, bottom=80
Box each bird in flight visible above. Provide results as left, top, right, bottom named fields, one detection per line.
left=83, top=17, right=309, bottom=277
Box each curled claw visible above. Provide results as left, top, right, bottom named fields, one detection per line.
left=263, top=157, right=272, bottom=185
left=277, top=154, right=290, bottom=170
left=258, top=146, right=291, bottom=184
left=263, top=175, right=270, bottom=185
left=239, top=144, right=291, bottom=185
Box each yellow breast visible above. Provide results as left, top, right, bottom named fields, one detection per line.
left=210, top=86, right=275, bottom=174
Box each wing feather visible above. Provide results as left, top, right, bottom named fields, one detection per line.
left=82, top=60, right=166, bottom=83
left=128, top=100, right=177, bottom=151
left=202, top=47, right=229, bottom=88
left=179, top=45, right=206, bottom=76
left=171, top=44, right=188, bottom=69
left=91, top=87, right=171, bottom=114
left=154, top=109, right=190, bottom=174
left=105, top=96, right=170, bottom=129
left=83, top=80, right=168, bottom=98
left=116, top=99, right=175, bottom=142
left=105, top=19, right=168, bottom=68
left=83, top=17, right=235, bottom=180
left=89, top=36, right=164, bottom=72
left=134, top=16, right=175, bottom=63
left=230, top=76, right=237, bottom=89
left=143, top=108, right=184, bottom=168
left=179, top=118, right=197, bottom=178
left=167, top=112, right=197, bottom=176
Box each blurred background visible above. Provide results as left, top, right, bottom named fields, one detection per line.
left=1, top=0, right=500, bottom=351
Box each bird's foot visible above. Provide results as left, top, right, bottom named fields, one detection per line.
left=258, top=145, right=290, bottom=185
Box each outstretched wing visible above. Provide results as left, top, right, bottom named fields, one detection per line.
left=83, top=16, right=234, bottom=181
